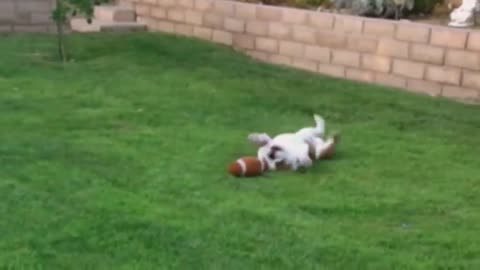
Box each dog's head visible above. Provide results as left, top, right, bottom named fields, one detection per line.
left=248, top=133, right=287, bottom=170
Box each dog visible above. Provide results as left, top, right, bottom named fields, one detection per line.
left=248, top=114, right=336, bottom=171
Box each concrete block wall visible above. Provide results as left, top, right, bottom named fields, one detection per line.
left=126, top=0, right=480, bottom=103
left=0, top=0, right=55, bottom=33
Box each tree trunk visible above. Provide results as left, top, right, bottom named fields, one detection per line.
left=55, top=0, right=67, bottom=62
left=56, top=20, right=66, bottom=62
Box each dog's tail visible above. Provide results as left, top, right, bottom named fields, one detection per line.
left=294, top=114, right=326, bottom=142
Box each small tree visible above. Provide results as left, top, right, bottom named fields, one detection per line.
left=51, top=0, right=110, bottom=62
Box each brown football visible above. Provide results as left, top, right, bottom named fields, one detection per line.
left=228, top=156, right=267, bottom=177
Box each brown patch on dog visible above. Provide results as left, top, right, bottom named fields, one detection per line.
left=318, top=134, right=340, bottom=160
left=268, top=145, right=283, bottom=160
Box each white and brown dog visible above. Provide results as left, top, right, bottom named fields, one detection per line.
left=248, top=114, right=338, bottom=172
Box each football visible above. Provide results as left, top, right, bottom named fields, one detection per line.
left=228, top=156, right=267, bottom=177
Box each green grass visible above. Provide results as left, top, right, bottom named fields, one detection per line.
left=1, top=32, right=479, bottom=270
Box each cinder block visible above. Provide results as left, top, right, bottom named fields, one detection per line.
left=346, top=68, right=375, bottom=83
left=214, top=1, right=235, bottom=16
left=256, top=5, right=282, bottom=21
left=255, top=37, right=278, bottom=53
left=194, top=0, right=214, bottom=11
left=13, top=25, right=48, bottom=32
left=135, top=16, right=154, bottom=29
left=333, top=15, right=363, bottom=33
left=17, top=1, right=52, bottom=12
left=292, top=58, right=317, bottom=72
left=185, top=10, right=202, bottom=25
left=430, top=27, right=468, bottom=49
left=203, top=13, right=223, bottom=29
left=0, top=1, right=15, bottom=21
left=462, top=71, right=480, bottom=89
left=410, top=44, right=444, bottom=65
left=158, top=0, right=176, bottom=6
left=15, top=11, right=31, bottom=24
left=396, top=23, right=430, bottom=43
left=224, top=18, right=244, bottom=33
left=283, top=8, right=307, bottom=24
left=305, top=45, right=330, bottom=63
left=407, top=79, right=442, bottom=96
left=212, top=30, right=233, bottom=45
left=175, top=24, right=193, bottom=36
left=142, top=0, right=156, bottom=4
left=167, top=9, right=185, bottom=22
left=135, top=4, right=150, bottom=16
left=442, top=85, right=479, bottom=101
left=117, top=0, right=134, bottom=7
left=292, top=25, right=316, bottom=44
left=193, top=26, right=212, bottom=40
left=377, top=38, right=409, bottom=59
left=0, top=25, right=12, bottom=33
left=375, top=73, right=407, bottom=89
left=152, top=8, right=167, bottom=19
left=269, top=54, right=292, bottom=66
left=246, top=50, right=268, bottom=61
left=425, top=65, right=461, bottom=85
left=317, top=31, right=347, bottom=48
left=308, top=12, right=334, bottom=29
left=279, top=41, right=304, bottom=57
left=363, top=19, right=395, bottom=37
left=318, top=64, right=345, bottom=78
left=393, top=59, right=425, bottom=79
left=233, top=33, right=254, bottom=49
left=361, top=54, right=391, bottom=72
left=445, top=49, right=480, bottom=70
left=246, top=21, right=268, bottom=36
left=30, top=12, right=52, bottom=24
left=179, top=0, right=194, bottom=8
left=332, top=50, right=360, bottom=68
left=268, top=22, right=290, bottom=39
left=94, top=6, right=136, bottom=22
left=155, top=21, right=175, bottom=33
left=467, top=32, right=480, bottom=51
left=235, top=2, right=256, bottom=19
left=347, top=35, right=377, bottom=53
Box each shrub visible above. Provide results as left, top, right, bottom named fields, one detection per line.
left=52, top=0, right=111, bottom=62
left=237, top=0, right=330, bottom=8
left=237, top=0, right=443, bottom=15
left=412, top=0, right=444, bottom=14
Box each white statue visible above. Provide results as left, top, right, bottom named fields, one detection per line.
left=449, top=0, right=479, bottom=27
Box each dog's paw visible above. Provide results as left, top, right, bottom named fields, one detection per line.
left=297, top=167, right=308, bottom=173
left=247, top=133, right=272, bottom=147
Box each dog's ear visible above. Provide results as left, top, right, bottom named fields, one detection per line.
left=247, top=133, right=272, bottom=147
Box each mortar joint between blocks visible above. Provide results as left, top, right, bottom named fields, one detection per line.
left=426, top=27, right=432, bottom=46
left=441, top=47, right=447, bottom=66
left=460, top=69, right=465, bottom=87
left=359, top=19, right=365, bottom=34
left=462, top=32, right=469, bottom=49
left=388, top=55, right=394, bottom=74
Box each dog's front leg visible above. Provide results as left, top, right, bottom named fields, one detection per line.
left=292, top=159, right=310, bottom=173
left=298, top=155, right=313, bottom=169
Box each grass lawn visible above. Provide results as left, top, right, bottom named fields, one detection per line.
left=1, top=32, right=479, bottom=270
